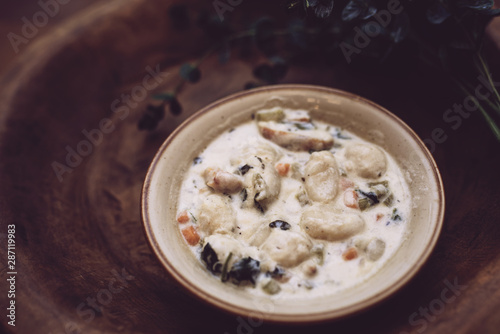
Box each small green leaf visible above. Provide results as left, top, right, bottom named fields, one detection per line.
left=221, top=252, right=233, bottom=282
left=152, top=92, right=175, bottom=101
left=389, top=12, right=410, bottom=43
left=342, top=0, right=377, bottom=22
left=308, top=0, right=334, bottom=18
left=169, top=98, right=183, bottom=116
left=180, top=63, right=201, bottom=83
left=218, top=44, right=231, bottom=64
left=426, top=2, right=451, bottom=24
left=457, top=0, right=493, bottom=11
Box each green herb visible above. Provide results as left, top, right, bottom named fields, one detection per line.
left=239, top=164, right=253, bottom=175
left=311, top=244, right=324, bottom=265
left=269, top=220, right=291, bottom=230
left=266, top=266, right=286, bottom=279
left=357, top=190, right=380, bottom=211
left=255, top=156, right=265, bottom=169
left=240, top=188, right=248, bottom=202
left=189, top=212, right=197, bottom=223
left=295, top=189, right=309, bottom=206
left=391, top=208, right=403, bottom=222
left=221, top=252, right=233, bottom=282
left=293, top=122, right=316, bottom=130
left=262, top=280, right=281, bottom=295
left=332, top=128, right=352, bottom=140
left=371, top=184, right=388, bottom=198
left=358, top=197, right=372, bottom=211
left=367, top=180, right=389, bottom=188
left=383, top=194, right=394, bottom=207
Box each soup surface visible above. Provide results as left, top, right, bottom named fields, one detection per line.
left=176, top=107, right=410, bottom=298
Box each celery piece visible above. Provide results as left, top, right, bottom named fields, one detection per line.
left=256, top=108, right=285, bottom=122
left=262, top=280, right=281, bottom=295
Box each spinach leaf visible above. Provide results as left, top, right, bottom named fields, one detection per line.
left=269, top=220, right=291, bottom=230
left=228, top=257, right=261, bottom=285
left=201, top=243, right=222, bottom=274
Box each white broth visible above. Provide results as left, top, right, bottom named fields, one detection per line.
left=175, top=108, right=410, bottom=298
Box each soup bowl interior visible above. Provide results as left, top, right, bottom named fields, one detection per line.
left=141, top=84, right=444, bottom=323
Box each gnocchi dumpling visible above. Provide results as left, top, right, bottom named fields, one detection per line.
left=300, top=205, right=365, bottom=241
left=304, top=151, right=340, bottom=203
left=198, top=195, right=237, bottom=236
left=344, top=143, right=387, bottom=179
left=260, top=230, right=313, bottom=268
left=233, top=141, right=282, bottom=208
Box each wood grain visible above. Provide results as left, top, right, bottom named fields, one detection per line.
left=1, top=0, right=500, bottom=333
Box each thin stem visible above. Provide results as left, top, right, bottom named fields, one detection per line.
left=456, top=81, right=500, bottom=142
left=476, top=52, right=500, bottom=109
left=453, top=76, right=500, bottom=113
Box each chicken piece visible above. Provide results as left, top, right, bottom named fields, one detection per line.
left=260, top=230, right=313, bottom=268
left=230, top=139, right=279, bottom=167
left=304, top=151, right=340, bottom=203
left=247, top=223, right=272, bottom=247
left=198, top=194, right=237, bottom=236
left=203, top=168, right=243, bottom=193
left=300, top=205, right=365, bottom=241
left=204, top=234, right=244, bottom=268
left=232, top=141, right=281, bottom=209
left=344, top=143, right=387, bottom=179
left=258, top=121, right=334, bottom=151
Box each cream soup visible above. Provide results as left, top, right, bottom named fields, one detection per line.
left=176, top=107, right=410, bottom=298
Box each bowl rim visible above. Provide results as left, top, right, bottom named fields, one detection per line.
left=141, top=84, right=445, bottom=323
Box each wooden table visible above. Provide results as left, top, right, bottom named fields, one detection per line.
left=1, top=1, right=500, bottom=333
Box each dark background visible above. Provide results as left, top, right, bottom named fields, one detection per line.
left=1, top=1, right=500, bottom=334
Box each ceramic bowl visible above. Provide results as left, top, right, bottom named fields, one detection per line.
left=141, top=84, right=444, bottom=323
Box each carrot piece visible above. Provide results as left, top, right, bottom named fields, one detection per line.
left=181, top=226, right=200, bottom=246
left=275, top=163, right=290, bottom=176
left=343, top=190, right=359, bottom=209
left=376, top=213, right=384, bottom=221
left=342, top=247, right=358, bottom=261
left=340, top=177, right=354, bottom=190
left=177, top=211, right=190, bottom=224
